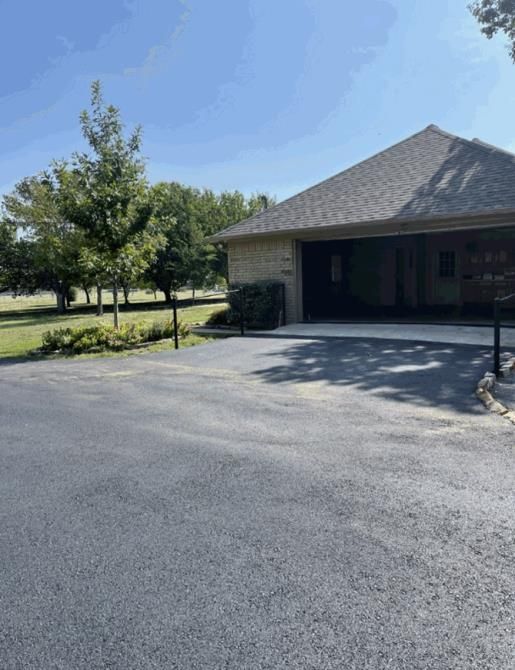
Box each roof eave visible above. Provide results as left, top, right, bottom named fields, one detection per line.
left=211, top=209, right=515, bottom=243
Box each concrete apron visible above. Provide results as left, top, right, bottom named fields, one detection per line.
left=258, top=322, right=515, bottom=348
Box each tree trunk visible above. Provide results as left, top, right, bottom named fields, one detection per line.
left=56, top=291, right=66, bottom=314
left=96, top=285, right=103, bottom=316
left=84, top=286, right=91, bottom=304
left=113, top=282, right=119, bottom=330
left=163, top=287, right=172, bottom=304
left=122, top=284, right=130, bottom=305
left=153, top=289, right=157, bottom=300
left=66, top=292, right=71, bottom=308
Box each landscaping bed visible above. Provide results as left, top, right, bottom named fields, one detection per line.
left=38, top=320, right=190, bottom=356
left=0, top=302, right=224, bottom=360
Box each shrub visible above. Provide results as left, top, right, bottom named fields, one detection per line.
left=177, top=321, right=191, bottom=338
left=41, top=319, right=190, bottom=354
left=228, top=282, right=285, bottom=329
left=206, top=307, right=230, bottom=326
left=143, top=320, right=190, bottom=341
left=41, top=328, right=74, bottom=352
left=145, top=321, right=173, bottom=342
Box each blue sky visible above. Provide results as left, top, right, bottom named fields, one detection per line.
left=2, top=0, right=515, bottom=201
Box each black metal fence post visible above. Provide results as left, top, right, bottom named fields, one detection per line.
left=493, top=297, right=500, bottom=376
left=280, top=283, right=286, bottom=326
left=239, top=287, right=245, bottom=336
left=172, top=297, right=179, bottom=350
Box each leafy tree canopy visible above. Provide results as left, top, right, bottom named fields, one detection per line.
left=0, top=80, right=275, bottom=317
left=469, top=1, right=515, bottom=61
left=57, top=81, right=163, bottom=326
left=146, top=182, right=274, bottom=301
left=1, top=174, right=83, bottom=310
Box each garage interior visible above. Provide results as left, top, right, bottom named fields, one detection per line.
left=301, top=228, right=515, bottom=321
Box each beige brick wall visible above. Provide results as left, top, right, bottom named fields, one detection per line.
left=228, top=238, right=298, bottom=323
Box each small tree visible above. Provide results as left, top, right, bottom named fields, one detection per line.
left=1, top=175, right=83, bottom=312
left=469, top=1, right=515, bottom=61
left=59, top=81, right=162, bottom=328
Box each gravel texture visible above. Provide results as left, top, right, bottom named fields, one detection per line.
left=0, top=336, right=514, bottom=669
left=494, top=374, right=515, bottom=411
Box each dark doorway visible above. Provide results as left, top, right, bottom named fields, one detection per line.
left=395, top=248, right=405, bottom=308
left=302, top=240, right=352, bottom=319
left=302, top=238, right=386, bottom=319
left=301, top=236, right=420, bottom=320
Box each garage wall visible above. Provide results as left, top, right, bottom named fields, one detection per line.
left=228, top=238, right=297, bottom=323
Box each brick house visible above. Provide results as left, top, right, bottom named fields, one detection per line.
left=212, top=125, right=515, bottom=323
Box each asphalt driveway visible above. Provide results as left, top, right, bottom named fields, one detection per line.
left=1, top=336, right=514, bottom=669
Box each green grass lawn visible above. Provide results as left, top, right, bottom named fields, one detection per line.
left=0, top=288, right=219, bottom=313
left=0, top=295, right=226, bottom=361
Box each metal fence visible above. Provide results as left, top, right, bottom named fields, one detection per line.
left=171, top=288, right=245, bottom=350
left=493, top=293, right=515, bottom=375
left=170, top=284, right=286, bottom=350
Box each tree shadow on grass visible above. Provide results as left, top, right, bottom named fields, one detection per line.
left=0, top=297, right=225, bottom=320
left=0, top=298, right=226, bottom=330
left=250, top=336, right=499, bottom=415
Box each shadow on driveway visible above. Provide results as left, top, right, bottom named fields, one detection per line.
left=249, top=336, right=494, bottom=415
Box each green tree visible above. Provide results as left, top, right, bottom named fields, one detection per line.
left=1, top=175, right=83, bottom=312
left=146, top=182, right=205, bottom=302
left=0, top=238, right=42, bottom=297
left=0, top=220, right=15, bottom=291
left=146, top=184, right=275, bottom=300
left=469, top=1, right=515, bottom=60
left=0, top=219, right=40, bottom=295
left=58, top=81, right=162, bottom=328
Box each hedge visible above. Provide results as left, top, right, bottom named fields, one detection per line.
left=227, top=281, right=285, bottom=330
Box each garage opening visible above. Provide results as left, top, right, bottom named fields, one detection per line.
left=301, top=229, right=515, bottom=321
left=302, top=238, right=411, bottom=320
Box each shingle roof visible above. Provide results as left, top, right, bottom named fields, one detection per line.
left=213, top=125, right=515, bottom=240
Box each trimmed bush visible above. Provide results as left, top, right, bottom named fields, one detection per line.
left=41, top=319, right=191, bottom=354
left=206, top=307, right=230, bottom=326
left=228, top=282, right=285, bottom=330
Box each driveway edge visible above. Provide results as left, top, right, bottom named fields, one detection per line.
left=476, top=358, right=515, bottom=424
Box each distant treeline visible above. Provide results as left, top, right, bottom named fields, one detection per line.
left=0, top=81, right=274, bottom=327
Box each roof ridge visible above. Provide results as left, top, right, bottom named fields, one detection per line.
left=471, top=137, right=515, bottom=158
left=428, top=124, right=515, bottom=163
